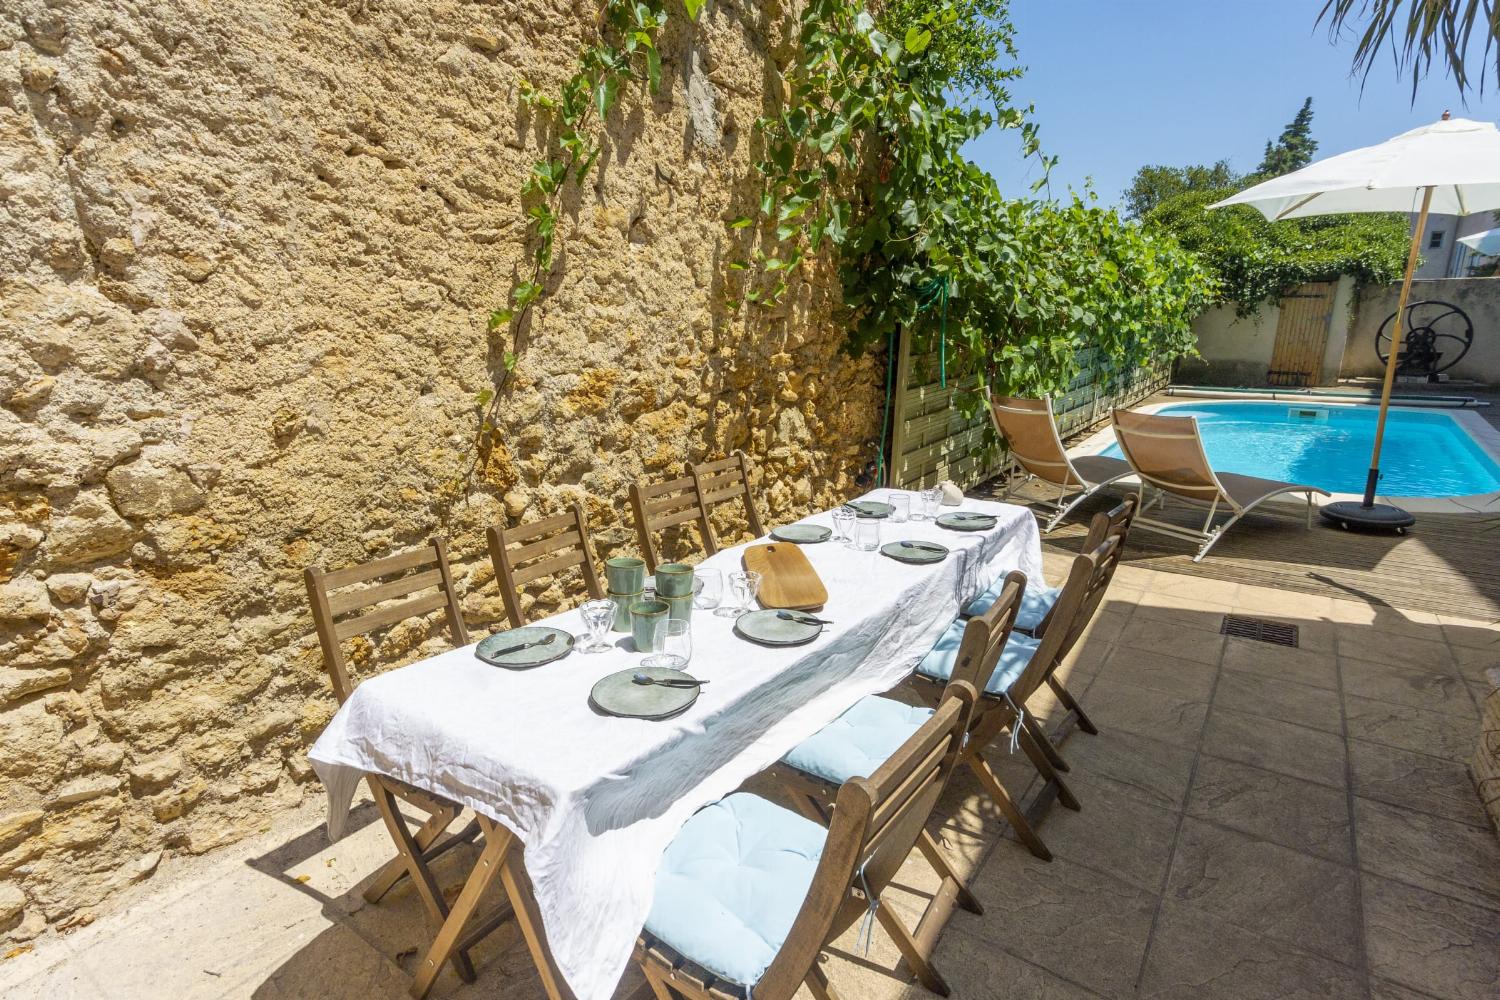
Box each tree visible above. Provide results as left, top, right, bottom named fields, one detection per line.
left=1257, top=98, right=1318, bottom=177
left=1318, top=0, right=1500, bottom=99
left=1124, top=161, right=1237, bottom=219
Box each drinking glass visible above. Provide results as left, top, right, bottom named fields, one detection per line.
left=889, top=492, right=911, bottom=523
left=645, top=618, right=692, bottom=670
left=854, top=516, right=882, bottom=552
left=728, top=570, right=762, bottom=614
left=922, top=486, right=943, bottom=519
left=578, top=599, right=616, bottom=653
left=693, top=569, right=722, bottom=610
left=909, top=489, right=929, bottom=522
left=831, top=508, right=856, bottom=546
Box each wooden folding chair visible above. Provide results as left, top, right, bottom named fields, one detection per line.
left=486, top=502, right=604, bottom=629
left=635, top=683, right=979, bottom=1000
left=304, top=539, right=498, bottom=989
left=691, top=450, right=765, bottom=548
left=630, top=473, right=714, bottom=573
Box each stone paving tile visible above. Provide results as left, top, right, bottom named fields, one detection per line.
left=1342, top=693, right=1481, bottom=763
left=1339, top=657, right=1477, bottom=719
left=1051, top=727, right=1196, bottom=812
left=1354, top=797, right=1500, bottom=911
left=1212, top=668, right=1345, bottom=733
left=1119, top=609, right=1228, bottom=662
left=1199, top=708, right=1348, bottom=788
left=1363, top=873, right=1500, bottom=1000
left=1348, top=739, right=1492, bottom=827
left=1098, top=645, right=1219, bottom=701
left=1077, top=677, right=1210, bottom=750
left=1450, top=644, right=1499, bottom=684
left=1438, top=616, right=1500, bottom=650
left=1185, top=756, right=1352, bottom=864
left=967, top=850, right=1157, bottom=999
left=921, top=925, right=1107, bottom=1000
left=1152, top=573, right=1241, bottom=607
left=1232, top=585, right=1336, bottom=622
left=1029, top=772, right=1180, bottom=892
left=1221, top=636, right=1341, bottom=690
left=1164, top=817, right=1361, bottom=966
left=1335, top=626, right=1456, bottom=672
left=1369, top=978, right=1454, bottom=1000
left=1138, top=900, right=1365, bottom=1000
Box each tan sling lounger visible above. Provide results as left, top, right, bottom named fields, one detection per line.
left=989, top=394, right=1136, bottom=532
left=1111, top=408, right=1330, bottom=562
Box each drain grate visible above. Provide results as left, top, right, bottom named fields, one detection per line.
left=1220, top=614, right=1299, bottom=647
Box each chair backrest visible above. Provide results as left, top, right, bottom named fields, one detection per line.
left=1011, top=532, right=1123, bottom=703
left=1032, top=494, right=1138, bottom=640
left=486, top=503, right=603, bottom=629
left=752, top=683, right=978, bottom=1000
left=944, top=570, right=1028, bottom=701
left=1111, top=408, right=1231, bottom=507
left=304, top=538, right=469, bottom=704
left=988, top=394, right=1082, bottom=489
left=691, top=451, right=765, bottom=548
left=629, top=473, right=714, bottom=573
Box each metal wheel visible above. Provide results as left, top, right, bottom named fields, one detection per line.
left=1374, top=300, right=1474, bottom=377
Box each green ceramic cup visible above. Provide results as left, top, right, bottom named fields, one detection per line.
left=664, top=593, right=694, bottom=622
left=605, top=557, right=646, bottom=595
left=654, top=562, right=695, bottom=597
left=630, top=599, right=670, bottom=652
left=610, top=591, right=641, bottom=632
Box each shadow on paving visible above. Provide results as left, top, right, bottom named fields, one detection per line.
left=232, top=581, right=1499, bottom=1000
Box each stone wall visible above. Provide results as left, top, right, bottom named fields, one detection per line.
left=0, top=0, right=882, bottom=940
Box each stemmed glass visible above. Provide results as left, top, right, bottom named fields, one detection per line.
left=727, top=570, right=762, bottom=615
left=831, top=508, right=856, bottom=547
left=645, top=618, right=692, bottom=670
left=578, top=599, right=616, bottom=653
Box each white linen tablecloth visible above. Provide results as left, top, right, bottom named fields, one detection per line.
left=309, top=493, right=1041, bottom=1000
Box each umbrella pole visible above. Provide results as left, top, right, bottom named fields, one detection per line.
left=1361, top=184, right=1433, bottom=509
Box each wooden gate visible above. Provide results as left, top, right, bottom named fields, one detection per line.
left=1268, top=281, right=1338, bottom=386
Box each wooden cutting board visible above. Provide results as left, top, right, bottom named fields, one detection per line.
left=742, top=543, right=828, bottom=611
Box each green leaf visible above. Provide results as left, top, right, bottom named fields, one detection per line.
left=903, top=26, right=932, bottom=54
left=728, top=217, right=753, bottom=230
left=487, top=309, right=513, bottom=330
left=646, top=46, right=662, bottom=92
left=512, top=281, right=543, bottom=308
left=594, top=74, right=620, bottom=119
left=682, top=0, right=705, bottom=18
left=503, top=351, right=518, bottom=372
left=475, top=388, right=494, bottom=408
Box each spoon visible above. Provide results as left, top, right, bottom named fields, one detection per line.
left=632, top=673, right=708, bottom=688
left=900, top=541, right=947, bottom=555
left=490, top=634, right=557, bottom=657
left=777, top=610, right=832, bottom=626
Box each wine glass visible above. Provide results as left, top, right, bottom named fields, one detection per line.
left=578, top=599, right=615, bottom=653
left=645, top=618, right=692, bottom=670
left=831, top=508, right=856, bottom=546
left=728, top=570, right=762, bottom=614
left=693, top=569, right=722, bottom=610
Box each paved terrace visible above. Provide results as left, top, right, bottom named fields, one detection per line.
left=3, top=538, right=1496, bottom=1000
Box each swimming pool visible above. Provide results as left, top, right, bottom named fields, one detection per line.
left=1099, top=401, right=1500, bottom=498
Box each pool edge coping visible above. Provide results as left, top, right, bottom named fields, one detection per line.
left=1069, top=397, right=1500, bottom=516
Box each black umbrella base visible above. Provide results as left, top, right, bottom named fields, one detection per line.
left=1320, top=501, right=1416, bottom=533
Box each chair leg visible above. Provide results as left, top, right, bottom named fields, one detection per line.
left=364, top=805, right=458, bottom=904
left=1047, top=676, right=1098, bottom=735
left=369, top=783, right=477, bottom=987
left=1021, top=713, right=1071, bottom=773
left=915, top=830, right=982, bottom=915
left=966, top=755, right=1052, bottom=861
left=875, top=896, right=950, bottom=997
left=1018, top=726, right=1080, bottom=812
left=641, top=963, right=678, bottom=1000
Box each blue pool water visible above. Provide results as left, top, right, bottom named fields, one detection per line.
left=1100, top=402, right=1500, bottom=497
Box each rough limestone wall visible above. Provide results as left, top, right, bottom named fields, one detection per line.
left=0, top=0, right=882, bottom=940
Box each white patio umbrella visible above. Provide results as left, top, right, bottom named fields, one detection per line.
left=1210, top=114, right=1500, bottom=530
left=1457, top=226, right=1500, bottom=255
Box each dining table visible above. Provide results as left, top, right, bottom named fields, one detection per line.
left=308, top=490, right=1043, bottom=1000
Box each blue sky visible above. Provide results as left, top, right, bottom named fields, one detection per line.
left=966, top=0, right=1500, bottom=208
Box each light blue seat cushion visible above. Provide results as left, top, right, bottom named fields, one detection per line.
left=915, top=620, right=1040, bottom=696
left=782, top=695, right=935, bottom=785
left=965, top=578, right=1060, bottom=631
left=644, top=792, right=824, bottom=989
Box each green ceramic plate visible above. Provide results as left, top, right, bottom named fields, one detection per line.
left=770, top=523, right=833, bottom=544
left=936, top=511, right=998, bottom=532
left=733, top=609, right=823, bottom=647
left=475, top=626, right=574, bottom=669
left=845, top=500, right=894, bottom=519
left=881, top=540, right=950, bottom=564
left=590, top=666, right=700, bottom=719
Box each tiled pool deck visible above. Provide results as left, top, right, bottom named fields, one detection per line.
left=2, top=553, right=1496, bottom=1000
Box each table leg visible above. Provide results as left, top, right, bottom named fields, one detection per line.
left=497, top=823, right=576, bottom=1000
left=409, top=820, right=510, bottom=999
